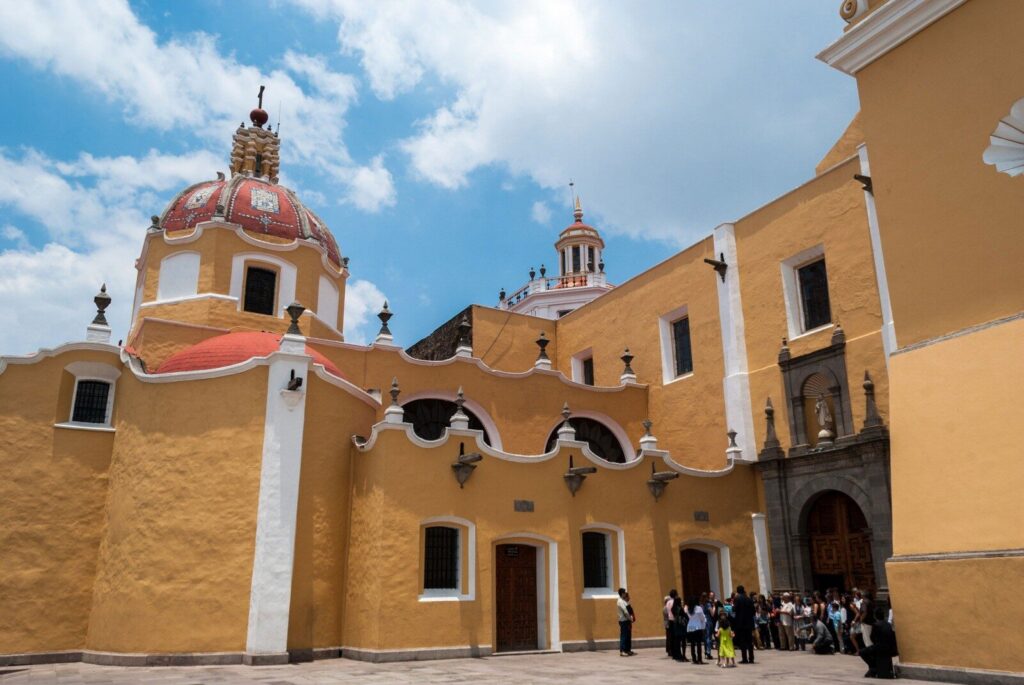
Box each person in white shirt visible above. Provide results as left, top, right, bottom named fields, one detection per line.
left=617, top=588, right=635, bottom=656
left=779, top=593, right=796, bottom=651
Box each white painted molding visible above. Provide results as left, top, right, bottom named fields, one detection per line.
left=858, top=144, right=897, bottom=363
left=493, top=532, right=560, bottom=651
left=139, top=293, right=239, bottom=309
left=780, top=243, right=828, bottom=341
left=569, top=347, right=593, bottom=384
left=400, top=389, right=504, bottom=450
left=580, top=522, right=628, bottom=597
left=246, top=350, right=310, bottom=656
left=418, top=516, right=477, bottom=602
left=713, top=223, right=757, bottom=463
left=53, top=422, right=116, bottom=433
left=751, top=513, right=773, bottom=594
left=352, top=421, right=737, bottom=479
left=0, top=342, right=119, bottom=377
left=85, top=324, right=112, bottom=344
left=317, top=275, right=340, bottom=330
left=816, top=0, right=966, bottom=75
left=658, top=303, right=690, bottom=385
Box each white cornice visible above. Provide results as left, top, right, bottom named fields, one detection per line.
left=816, top=0, right=966, bottom=75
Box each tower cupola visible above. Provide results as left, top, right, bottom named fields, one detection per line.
left=555, top=197, right=605, bottom=276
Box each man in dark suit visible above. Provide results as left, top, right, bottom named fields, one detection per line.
left=732, top=585, right=756, bottom=664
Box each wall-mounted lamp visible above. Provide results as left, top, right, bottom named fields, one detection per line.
left=646, top=461, right=679, bottom=501
left=703, top=252, right=728, bottom=282
left=286, top=369, right=303, bottom=391
left=563, top=454, right=597, bottom=496
left=854, top=173, right=873, bottom=194
left=451, top=441, right=483, bottom=488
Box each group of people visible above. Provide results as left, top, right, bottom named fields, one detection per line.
left=616, top=585, right=899, bottom=679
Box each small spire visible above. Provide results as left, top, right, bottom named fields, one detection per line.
left=642, top=419, right=652, bottom=437
left=536, top=331, right=550, bottom=361
left=389, top=377, right=400, bottom=406
left=377, top=302, right=393, bottom=338
left=455, top=386, right=466, bottom=411
left=562, top=401, right=571, bottom=425
left=285, top=301, right=305, bottom=336
left=573, top=195, right=583, bottom=223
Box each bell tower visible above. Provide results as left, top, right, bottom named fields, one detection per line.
left=229, top=85, right=281, bottom=182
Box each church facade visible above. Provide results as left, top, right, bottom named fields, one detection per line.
left=0, top=1, right=1019, bottom=681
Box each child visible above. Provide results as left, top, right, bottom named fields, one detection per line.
left=716, top=615, right=736, bottom=668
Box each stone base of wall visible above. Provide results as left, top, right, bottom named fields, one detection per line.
left=341, top=644, right=492, bottom=662
left=899, top=663, right=1024, bottom=685
left=561, top=637, right=663, bottom=652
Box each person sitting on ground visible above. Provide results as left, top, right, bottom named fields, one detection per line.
left=812, top=616, right=835, bottom=655
left=859, top=607, right=898, bottom=679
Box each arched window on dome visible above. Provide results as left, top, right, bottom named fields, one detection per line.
left=403, top=399, right=492, bottom=446
left=545, top=417, right=626, bottom=463
left=243, top=265, right=278, bottom=315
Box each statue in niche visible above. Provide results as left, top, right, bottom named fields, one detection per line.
left=815, top=393, right=835, bottom=443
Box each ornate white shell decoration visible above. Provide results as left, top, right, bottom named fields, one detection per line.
left=983, top=97, right=1024, bottom=177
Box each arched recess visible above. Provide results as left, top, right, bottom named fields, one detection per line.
left=400, top=390, right=501, bottom=448
left=801, top=371, right=837, bottom=447
left=677, top=538, right=732, bottom=600
left=544, top=411, right=634, bottom=463
left=156, top=251, right=200, bottom=301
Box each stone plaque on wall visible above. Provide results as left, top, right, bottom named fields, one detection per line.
left=514, top=500, right=535, bottom=512
left=694, top=511, right=710, bottom=522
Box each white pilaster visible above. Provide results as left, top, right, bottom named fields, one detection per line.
left=751, top=513, right=773, bottom=594
left=712, top=223, right=757, bottom=462
left=858, top=144, right=897, bottom=366
left=245, top=342, right=310, bottom=661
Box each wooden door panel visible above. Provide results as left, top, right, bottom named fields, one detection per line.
left=496, top=544, right=538, bottom=652
left=680, top=548, right=710, bottom=599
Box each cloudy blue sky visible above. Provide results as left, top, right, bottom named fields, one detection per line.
left=0, top=0, right=858, bottom=353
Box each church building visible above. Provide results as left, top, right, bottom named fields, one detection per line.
left=0, top=1, right=1019, bottom=682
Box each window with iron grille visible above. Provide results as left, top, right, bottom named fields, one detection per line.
left=672, top=317, right=693, bottom=376
left=582, top=357, right=595, bottom=386
left=243, top=266, right=277, bottom=315
left=582, top=531, right=609, bottom=589
left=797, top=258, right=831, bottom=331
left=72, top=380, right=110, bottom=424
left=424, top=526, right=459, bottom=590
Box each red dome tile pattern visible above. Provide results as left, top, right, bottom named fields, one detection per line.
left=160, top=176, right=343, bottom=268
left=155, top=331, right=344, bottom=378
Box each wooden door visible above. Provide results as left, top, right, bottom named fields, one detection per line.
left=495, top=544, right=539, bottom=652
left=680, top=548, right=711, bottom=599
left=808, top=491, right=876, bottom=593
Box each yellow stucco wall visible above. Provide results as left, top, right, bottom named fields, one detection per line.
left=342, top=428, right=763, bottom=651
left=0, top=349, right=119, bottom=654
left=887, top=555, right=1024, bottom=673
left=888, top=317, right=1023, bottom=557
left=472, top=306, right=558, bottom=373
left=553, top=238, right=728, bottom=470
left=736, top=157, right=888, bottom=448
left=855, top=0, right=1024, bottom=347
left=288, top=375, right=377, bottom=651
left=85, top=368, right=267, bottom=653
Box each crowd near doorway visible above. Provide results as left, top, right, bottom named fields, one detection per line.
left=806, top=490, right=877, bottom=594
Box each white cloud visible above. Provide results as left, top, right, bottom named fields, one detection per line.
left=293, top=0, right=858, bottom=244
left=530, top=201, right=552, bottom=225
left=343, top=278, right=388, bottom=345
left=0, top=0, right=395, bottom=214
left=0, top=148, right=388, bottom=355
left=343, top=155, right=397, bottom=212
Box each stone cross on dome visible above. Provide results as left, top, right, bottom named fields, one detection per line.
left=229, top=85, right=280, bottom=182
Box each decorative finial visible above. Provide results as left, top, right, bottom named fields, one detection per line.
left=621, top=348, right=635, bottom=375
left=498, top=288, right=506, bottom=302
left=861, top=370, right=885, bottom=432
left=778, top=337, right=791, bottom=363
left=458, top=315, right=471, bottom=346
left=573, top=195, right=583, bottom=223
left=389, top=377, right=400, bottom=406
left=759, top=397, right=783, bottom=459
left=540, top=264, right=547, bottom=277
left=642, top=419, right=652, bottom=437
left=285, top=301, right=305, bottom=335
left=536, top=331, right=550, bottom=361
left=92, top=284, right=111, bottom=326
left=450, top=386, right=470, bottom=428
left=343, top=256, right=350, bottom=268
left=149, top=215, right=160, bottom=230
left=562, top=401, right=571, bottom=424
left=251, top=85, right=269, bottom=127
left=727, top=429, right=738, bottom=449
left=455, top=386, right=465, bottom=411
left=831, top=321, right=846, bottom=345
left=377, top=302, right=393, bottom=338
left=598, top=260, right=605, bottom=273
left=529, top=266, right=536, bottom=280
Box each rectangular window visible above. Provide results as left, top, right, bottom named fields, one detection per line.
left=560, top=250, right=566, bottom=275
left=243, top=266, right=277, bottom=315
left=582, top=357, right=595, bottom=386
left=72, top=380, right=111, bottom=424
left=587, top=246, right=595, bottom=272
left=797, top=258, right=831, bottom=331
left=424, top=526, right=459, bottom=590
left=672, top=317, right=693, bottom=377
left=582, top=531, right=609, bottom=589
left=572, top=246, right=581, bottom=273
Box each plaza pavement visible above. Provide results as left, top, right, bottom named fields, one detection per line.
left=0, top=647, right=917, bottom=684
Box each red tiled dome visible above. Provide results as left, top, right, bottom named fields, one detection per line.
left=155, top=331, right=344, bottom=378
left=160, top=176, right=343, bottom=268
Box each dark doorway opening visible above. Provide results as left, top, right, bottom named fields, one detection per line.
left=807, top=491, right=876, bottom=594
left=495, top=544, right=539, bottom=652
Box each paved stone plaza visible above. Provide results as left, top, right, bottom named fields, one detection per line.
left=0, top=648, right=920, bottom=684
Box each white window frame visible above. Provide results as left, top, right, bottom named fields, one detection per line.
left=156, top=251, right=200, bottom=302
left=317, top=275, right=340, bottom=331
left=659, top=304, right=693, bottom=385
left=229, top=252, right=297, bottom=318
left=580, top=523, right=626, bottom=599
left=57, top=361, right=121, bottom=431
left=781, top=244, right=833, bottom=340
left=418, top=516, right=476, bottom=602
left=570, top=347, right=594, bottom=384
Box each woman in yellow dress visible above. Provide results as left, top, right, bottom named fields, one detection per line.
left=716, top=614, right=736, bottom=668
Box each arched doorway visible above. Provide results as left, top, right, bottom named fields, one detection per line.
left=403, top=398, right=492, bottom=445
left=545, top=417, right=625, bottom=463
left=680, top=549, right=710, bottom=599
left=806, top=491, right=876, bottom=593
